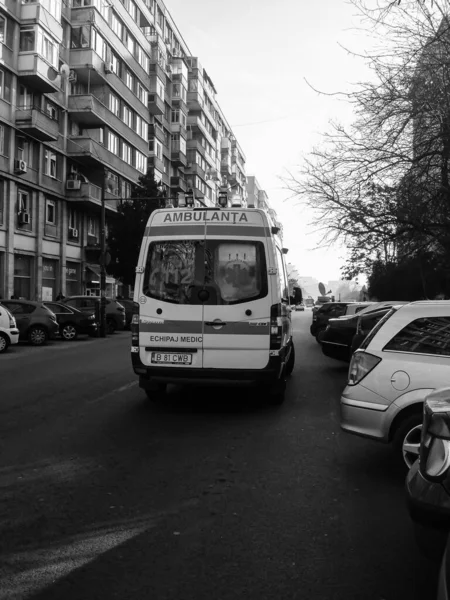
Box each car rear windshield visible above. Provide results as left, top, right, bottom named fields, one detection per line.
left=143, top=239, right=268, bottom=305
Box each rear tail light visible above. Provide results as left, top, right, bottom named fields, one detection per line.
left=270, top=303, right=283, bottom=349
left=420, top=389, right=450, bottom=480
left=347, top=351, right=381, bottom=386
left=131, top=302, right=139, bottom=346
left=9, top=315, right=16, bottom=328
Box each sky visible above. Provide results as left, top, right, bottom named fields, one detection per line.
left=165, top=0, right=374, bottom=282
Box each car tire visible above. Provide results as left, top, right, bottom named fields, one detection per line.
left=316, top=328, right=326, bottom=344
left=393, top=411, right=423, bottom=469
left=0, top=332, right=9, bottom=353
left=61, top=323, right=78, bottom=341
left=106, top=319, right=117, bottom=335
left=28, top=326, right=48, bottom=346
left=145, top=383, right=167, bottom=402
left=286, top=343, right=295, bottom=376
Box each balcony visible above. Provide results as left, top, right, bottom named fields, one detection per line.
left=170, top=176, right=187, bottom=192
left=221, top=157, right=232, bottom=177
left=187, top=138, right=206, bottom=157
left=169, top=122, right=187, bottom=139
left=187, top=90, right=204, bottom=110
left=69, top=50, right=108, bottom=85
left=171, top=145, right=187, bottom=167
left=20, top=3, right=63, bottom=43
left=17, top=54, right=61, bottom=93
left=148, top=155, right=165, bottom=173
left=187, top=115, right=215, bottom=147
left=15, top=108, right=59, bottom=142
left=148, top=93, right=164, bottom=115
left=67, top=136, right=144, bottom=182
left=186, top=162, right=206, bottom=180
left=66, top=180, right=118, bottom=213
left=149, top=123, right=165, bottom=144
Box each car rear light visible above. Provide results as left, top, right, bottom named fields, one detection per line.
left=9, top=315, right=16, bottom=328
left=270, top=303, right=283, bottom=349
left=131, top=302, right=139, bottom=346
left=347, top=351, right=381, bottom=386
left=88, top=314, right=95, bottom=320
left=420, top=388, right=450, bottom=481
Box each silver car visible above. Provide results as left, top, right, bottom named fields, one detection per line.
left=340, top=301, right=450, bottom=468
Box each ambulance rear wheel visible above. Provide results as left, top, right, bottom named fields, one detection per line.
left=145, top=383, right=167, bottom=402
left=286, top=343, right=295, bottom=376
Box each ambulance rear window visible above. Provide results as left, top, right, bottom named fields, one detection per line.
left=143, top=239, right=267, bottom=305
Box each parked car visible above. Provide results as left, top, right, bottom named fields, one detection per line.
left=0, top=299, right=59, bottom=345
left=116, top=298, right=134, bottom=328
left=310, top=302, right=372, bottom=342
left=294, top=303, right=305, bottom=312
left=341, top=301, right=450, bottom=468
left=406, top=388, right=450, bottom=568
left=62, top=296, right=126, bottom=334
left=43, top=301, right=97, bottom=340
left=322, top=302, right=408, bottom=362
left=0, top=303, right=19, bottom=353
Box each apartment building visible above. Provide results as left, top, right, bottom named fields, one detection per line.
left=0, top=0, right=253, bottom=301
left=246, top=175, right=282, bottom=236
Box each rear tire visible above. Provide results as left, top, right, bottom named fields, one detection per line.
left=393, top=412, right=423, bottom=469
left=61, top=323, right=78, bottom=341
left=145, top=383, right=167, bottom=402
left=316, top=328, right=326, bottom=344
left=0, top=332, right=9, bottom=353
left=106, top=319, right=117, bottom=335
left=28, top=326, right=48, bottom=346
left=286, top=343, right=295, bottom=376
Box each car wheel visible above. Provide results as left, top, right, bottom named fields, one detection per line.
left=28, top=326, right=48, bottom=346
left=107, top=319, right=117, bottom=335
left=145, top=383, right=167, bottom=402
left=393, top=412, right=423, bottom=469
left=316, top=328, right=326, bottom=344
left=0, top=332, right=9, bottom=353
left=61, top=323, right=78, bottom=341
left=286, top=343, right=295, bottom=376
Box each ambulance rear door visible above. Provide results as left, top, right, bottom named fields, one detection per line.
left=137, top=209, right=206, bottom=370
left=202, top=209, right=271, bottom=370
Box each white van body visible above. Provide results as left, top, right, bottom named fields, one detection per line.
left=0, top=303, right=19, bottom=353
left=131, top=206, right=294, bottom=403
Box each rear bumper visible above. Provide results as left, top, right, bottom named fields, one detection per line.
left=340, top=390, right=391, bottom=442
left=322, top=340, right=350, bottom=362
left=406, top=461, right=450, bottom=560
left=132, top=352, right=284, bottom=388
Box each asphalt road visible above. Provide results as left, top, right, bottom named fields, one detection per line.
left=0, top=312, right=439, bottom=600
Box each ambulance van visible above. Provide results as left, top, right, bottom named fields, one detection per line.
left=131, top=204, right=295, bottom=405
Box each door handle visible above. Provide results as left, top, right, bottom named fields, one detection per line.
left=205, top=321, right=227, bottom=327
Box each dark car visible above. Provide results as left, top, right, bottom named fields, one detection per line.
left=0, top=299, right=60, bottom=345
left=116, top=298, right=134, bottom=329
left=44, top=301, right=97, bottom=341
left=294, top=303, right=305, bottom=311
left=310, top=302, right=371, bottom=342
left=62, top=296, right=126, bottom=334
left=321, top=306, right=394, bottom=362
left=406, top=388, right=450, bottom=571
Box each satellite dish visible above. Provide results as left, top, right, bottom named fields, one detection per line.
left=318, top=282, right=326, bottom=296
left=47, top=66, right=59, bottom=81
left=60, top=63, right=70, bottom=78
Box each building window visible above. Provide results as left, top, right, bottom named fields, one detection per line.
left=0, top=179, right=4, bottom=225
left=18, top=85, right=32, bottom=109
left=121, top=179, right=131, bottom=200
left=109, top=93, right=120, bottom=116
left=125, top=70, right=133, bottom=90
left=46, top=101, right=58, bottom=120
left=123, top=105, right=132, bottom=128
left=19, top=27, right=35, bottom=52
left=13, top=255, right=32, bottom=299
left=0, top=17, right=5, bottom=45
left=43, top=149, right=57, bottom=178
left=71, top=25, right=90, bottom=48
left=42, top=258, right=57, bottom=300
left=0, top=68, right=11, bottom=102
left=136, top=82, right=146, bottom=105
left=171, top=109, right=180, bottom=123
left=68, top=207, right=78, bottom=229
left=155, top=141, right=162, bottom=160
left=66, top=261, right=81, bottom=296
left=111, top=12, right=123, bottom=38
left=135, top=150, right=146, bottom=173
left=41, top=35, right=55, bottom=64
left=107, top=131, right=119, bottom=154
left=121, top=142, right=132, bottom=164
left=46, top=199, right=56, bottom=224
left=105, top=171, right=119, bottom=195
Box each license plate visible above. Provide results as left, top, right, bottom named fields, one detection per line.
left=151, top=352, right=192, bottom=365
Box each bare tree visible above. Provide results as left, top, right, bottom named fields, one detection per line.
left=285, top=0, right=450, bottom=276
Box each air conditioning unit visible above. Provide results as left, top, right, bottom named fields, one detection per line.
left=66, top=179, right=81, bottom=190
left=69, top=227, right=79, bottom=239
left=19, top=212, right=30, bottom=225
left=14, top=159, right=27, bottom=174
left=68, top=70, right=77, bottom=82
left=104, top=62, right=114, bottom=74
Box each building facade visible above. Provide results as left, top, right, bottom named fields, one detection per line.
left=0, top=0, right=257, bottom=301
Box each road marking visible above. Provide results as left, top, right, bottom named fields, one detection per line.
left=88, top=380, right=138, bottom=404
